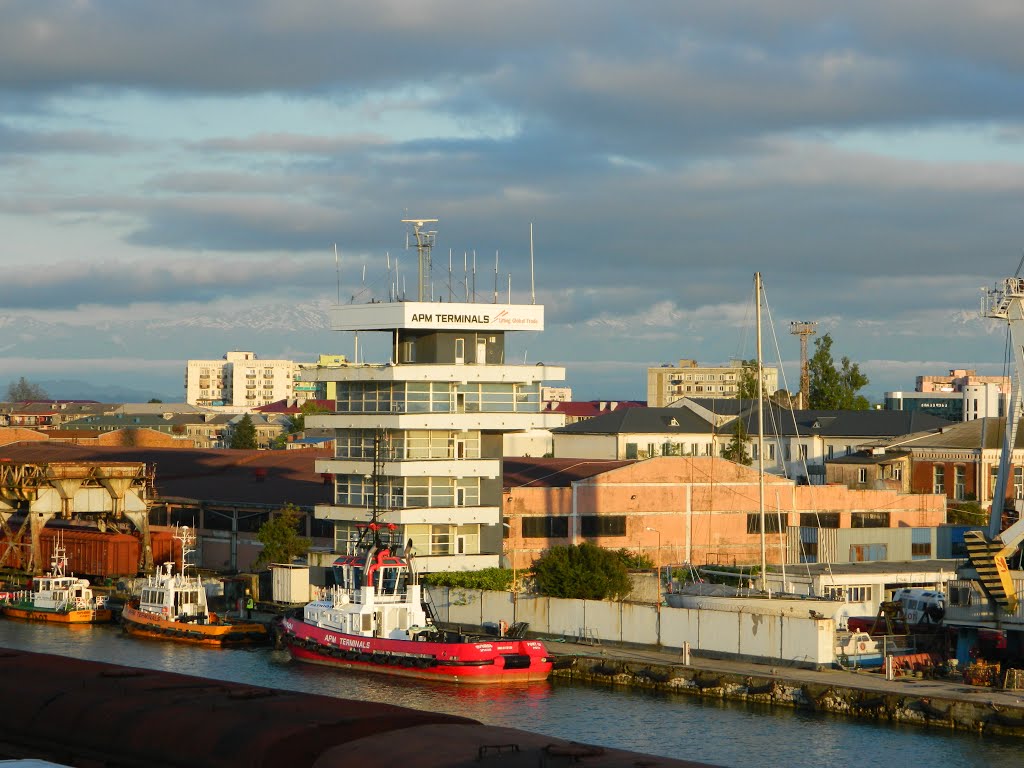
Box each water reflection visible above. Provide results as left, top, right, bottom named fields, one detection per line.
left=0, top=620, right=1018, bottom=768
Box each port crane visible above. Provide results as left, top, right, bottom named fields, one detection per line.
left=966, top=277, right=1024, bottom=613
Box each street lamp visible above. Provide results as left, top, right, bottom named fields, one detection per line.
left=645, top=526, right=661, bottom=584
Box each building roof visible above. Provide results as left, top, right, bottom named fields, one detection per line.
left=875, top=417, right=1024, bottom=451
left=254, top=399, right=336, bottom=414
left=552, top=406, right=716, bottom=435
left=503, top=457, right=636, bottom=488
left=736, top=408, right=951, bottom=439
left=547, top=400, right=645, bottom=419
left=773, top=558, right=960, bottom=578
left=0, top=443, right=332, bottom=508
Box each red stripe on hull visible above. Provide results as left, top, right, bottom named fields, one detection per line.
left=285, top=641, right=551, bottom=684
left=280, top=617, right=552, bottom=684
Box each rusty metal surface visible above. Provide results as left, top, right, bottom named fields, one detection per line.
left=0, top=648, right=716, bottom=768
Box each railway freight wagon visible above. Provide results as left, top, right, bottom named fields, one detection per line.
left=0, top=527, right=180, bottom=578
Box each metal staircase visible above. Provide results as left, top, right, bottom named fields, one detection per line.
left=963, top=530, right=1018, bottom=614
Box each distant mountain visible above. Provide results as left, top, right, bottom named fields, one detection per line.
left=37, top=379, right=178, bottom=403
left=153, top=303, right=330, bottom=332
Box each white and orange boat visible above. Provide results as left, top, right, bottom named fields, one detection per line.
left=279, top=532, right=551, bottom=684
left=0, top=543, right=112, bottom=625
left=121, top=527, right=267, bottom=646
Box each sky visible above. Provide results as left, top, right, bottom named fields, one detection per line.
left=3, top=1, right=1024, bottom=403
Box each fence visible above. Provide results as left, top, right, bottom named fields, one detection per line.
left=427, top=586, right=833, bottom=667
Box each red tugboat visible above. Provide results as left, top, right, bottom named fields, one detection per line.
left=279, top=507, right=551, bottom=683
left=280, top=537, right=551, bottom=683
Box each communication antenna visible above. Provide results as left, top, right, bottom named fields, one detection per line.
left=493, top=251, right=499, bottom=304
left=401, top=218, right=438, bottom=302
left=790, top=321, right=818, bottom=407
left=334, top=243, right=341, bottom=304
left=529, top=222, right=536, bottom=304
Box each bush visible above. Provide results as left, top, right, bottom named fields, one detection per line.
left=530, top=543, right=632, bottom=600
left=420, top=568, right=514, bottom=591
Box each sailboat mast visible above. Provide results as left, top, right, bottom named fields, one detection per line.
left=756, top=272, right=767, bottom=592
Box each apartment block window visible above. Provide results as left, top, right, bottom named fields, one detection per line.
left=521, top=516, right=570, bottom=538
left=579, top=515, right=626, bottom=537
left=845, top=445, right=852, bottom=456
left=954, top=466, right=966, bottom=500
left=990, top=466, right=999, bottom=498
left=768, top=444, right=776, bottom=461
left=746, top=514, right=784, bottom=534
left=1016, top=467, right=1024, bottom=499
left=858, top=467, right=868, bottom=483
left=799, top=512, right=840, bottom=528
left=893, top=466, right=903, bottom=482
left=827, top=446, right=834, bottom=459
left=933, top=465, right=945, bottom=495
left=784, top=446, right=791, bottom=461
left=851, top=512, right=890, bottom=528
left=798, top=445, right=808, bottom=460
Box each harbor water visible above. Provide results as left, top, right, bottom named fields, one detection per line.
left=0, top=621, right=1017, bottom=768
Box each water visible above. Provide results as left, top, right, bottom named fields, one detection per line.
left=0, top=621, right=1018, bottom=768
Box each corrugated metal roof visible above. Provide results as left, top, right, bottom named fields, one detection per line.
left=0, top=443, right=332, bottom=507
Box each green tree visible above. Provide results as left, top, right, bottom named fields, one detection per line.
left=736, top=359, right=760, bottom=400
left=255, top=503, right=312, bottom=569
left=721, top=419, right=752, bottom=465
left=807, top=333, right=870, bottom=410
left=530, top=543, right=633, bottom=600
left=229, top=414, right=258, bottom=449
left=6, top=377, right=48, bottom=401
left=289, top=400, right=329, bottom=433
left=148, top=398, right=163, bottom=403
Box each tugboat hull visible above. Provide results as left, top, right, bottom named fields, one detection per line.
left=122, top=605, right=268, bottom=646
left=280, top=617, right=551, bottom=684
left=2, top=605, right=112, bottom=624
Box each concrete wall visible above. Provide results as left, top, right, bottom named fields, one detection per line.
left=429, top=586, right=833, bottom=667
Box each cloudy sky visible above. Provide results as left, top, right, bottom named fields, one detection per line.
left=2, top=1, right=1024, bottom=402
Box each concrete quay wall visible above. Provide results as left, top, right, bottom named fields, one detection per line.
left=430, top=587, right=833, bottom=667
left=555, top=656, right=1024, bottom=738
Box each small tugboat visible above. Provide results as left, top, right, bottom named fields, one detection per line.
left=280, top=544, right=552, bottom=684
left=121, top=526, right=267, bottom=646
left=0, top=541, right=112, bottom=624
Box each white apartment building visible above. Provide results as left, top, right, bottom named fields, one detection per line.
left=303, top=221, right=566, bottom=573
left=184, top=351, right=301, bottom=408
left=647, top=358, right=779, bottom=407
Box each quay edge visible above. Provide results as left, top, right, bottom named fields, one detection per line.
left=551, top=653, right=1024, bottom=738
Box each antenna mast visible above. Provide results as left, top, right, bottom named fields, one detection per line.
left=790, top=321, right=818, bottom=407
left=401, top=218, right=438, bottom=302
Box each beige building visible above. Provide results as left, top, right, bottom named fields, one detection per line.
left=647, top=359, right=779, bottom=406
left=185, top=351, right=302, bottom=408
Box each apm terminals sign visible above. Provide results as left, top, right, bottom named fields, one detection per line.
left=407, top=305, right=543, bottom=330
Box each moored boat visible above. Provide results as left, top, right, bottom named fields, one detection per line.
left=279, top=543, right=552, bottom=683
left=0, top=543, right=112, bottom=624
left=121, top=526, right=267, bottom=646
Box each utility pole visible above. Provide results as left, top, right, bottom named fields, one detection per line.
left=790, top=321, right=818, bottom=408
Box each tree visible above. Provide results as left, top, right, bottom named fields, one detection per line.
left=529, top=543, right=633, bottom=600
left=736, top=359, right=760, bottom=400
left=229, top=414, right=258, bottom=449
left=255, top=503, right=312, bottom=569
left=289, top=400, right=329, bottom=434
left=6, top=377, right=48, bottom=401
left=721, top=419, right=752, bottom=465
left=807, top=333, right=870, bottom=410
left=148, top=398, right=163, bottom=403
